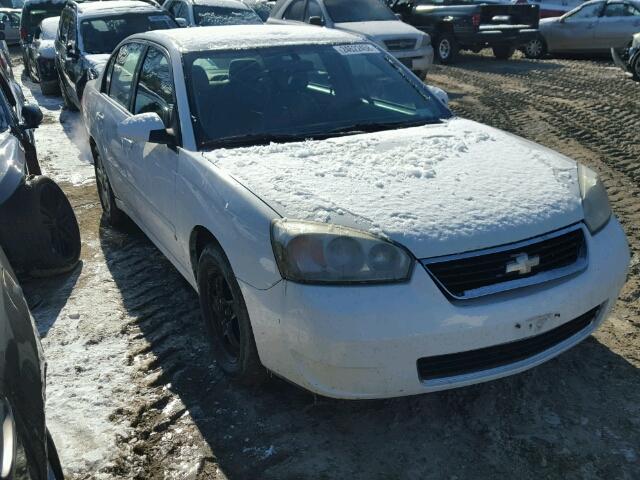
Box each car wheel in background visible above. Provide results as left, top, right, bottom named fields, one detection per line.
left=523, top=36, right=547, bottom=59
left=493, top=46, right=516, bottom=60
left=197, top=243, right=266, bottom=385
left=58, top=73, right=77, bottom=111
left=93, top=146, right=125, bottom=228
left=435, top=33, right=458, bottom=64
left=0, top=176, right=81, bottom=277
left=38, top=65, right=60, bottom=96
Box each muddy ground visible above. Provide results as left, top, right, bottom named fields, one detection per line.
left=18, top=50, right=640, bottom=479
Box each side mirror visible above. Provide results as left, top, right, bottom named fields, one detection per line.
left=118, top=113, right=173, bottom=145
left=175, top=17, right=189, bottom=27
left=21, top=103, right=43, bottom=129
left=428, top=85, right=449, bottom=108
left=308, top=16, right=324, bottom=26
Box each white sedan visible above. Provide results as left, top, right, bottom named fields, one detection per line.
left=82, top=24, right=629, bottom=399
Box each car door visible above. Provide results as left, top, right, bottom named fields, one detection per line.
left=5, top=12, right=19, bottom=43
left=98, top=42, right=146, bottom=213
left=547, top=1, right=604, bottom=51
left=128, top=44, right=179, bottom=252
left=594, top=1, right=640, bottom=49
left=59, top=11, right=82, bottom=105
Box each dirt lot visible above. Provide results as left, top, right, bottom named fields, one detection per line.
left=17, top=51, right=640, bottom=479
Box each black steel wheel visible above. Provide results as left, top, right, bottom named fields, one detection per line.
left=198, top=243, right=266, bottom=384
left=93, top=147, right=125, bottom=227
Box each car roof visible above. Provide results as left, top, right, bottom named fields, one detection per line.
left=190, top=0, right=252, bottom=8
left=131, top=23, right=363, bottom=52
left=75, top=0, right=161, bottom=16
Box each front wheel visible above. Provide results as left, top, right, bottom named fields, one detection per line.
left=522, top=36, right=547, bottom=59
left=435, top=33, right=458, bottom=64
left=197, top=244, right=266, bottom=384
left=93, top=146, right=125, bottom=228
left=493, top=45, right=516, bottom=60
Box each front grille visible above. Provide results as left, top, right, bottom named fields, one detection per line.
left=417, top=306, right=600, bottom=381
left=422, top=225, right=587, bottom=299
left=384, top=38, right=417, bottom=51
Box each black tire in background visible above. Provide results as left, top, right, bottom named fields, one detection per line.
left=0, top=176, right=80, bottom=277
left=93, top=146, right=126, bottom=228
left=493, top=45, right=516, bottom=60
left=38, top=64, right=59, bottom=96
left=522, top=36, right=547, bottom=59
left=435, top=33, right=458, bottom=64
left=57, top=73, right=77, bottom=112
left=197, top=243, right=266, bottom=385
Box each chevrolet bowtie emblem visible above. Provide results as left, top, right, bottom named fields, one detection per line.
left=506, top=253, right=540, bottom=275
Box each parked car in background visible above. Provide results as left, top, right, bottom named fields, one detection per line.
left=612, top=30, right=640, bottom=79
left=269, top=0, right=433, bottom=76
left=25, top=16, right=58, bottom=94
left=0, top=0, right=24, bottom=7
left=242, top=0, right=275, bottom=20
left=0, top=8, right=21, bottom=44
left=388, top=0, right=540, bottom=63
left=164, top=0, right=263, bottom=26
left=523, top=0, right=640, bottom=58
left=20, top=0, right=66, bottom=79
left=83, top=25, right=629, bottom=399
left=0, top=61, right=80, bottom=276
left=0, top=246, right=65, bottom=479
left=56, top=0, right=177, bottom=111
left=516, top=0, right=585, bottom=18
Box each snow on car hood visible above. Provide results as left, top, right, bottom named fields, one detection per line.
left=84, top=54, right=111, bottom=73
left=334, top=20, right=422, bottom=41
left=205, top=118, right=583, bottom=259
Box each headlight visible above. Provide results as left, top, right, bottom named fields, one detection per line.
left=578, top=164, right=611, bottom=234
left=87, top=67, right=99, bottom=80
left=271, top=219, right=413, bottom=284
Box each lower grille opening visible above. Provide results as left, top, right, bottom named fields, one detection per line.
left=417, top=306, right=600, bottom=382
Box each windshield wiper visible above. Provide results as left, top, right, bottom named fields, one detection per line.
left=200, top=132, right=310, bottom=150
left=326, top=119, right=440, bottom=136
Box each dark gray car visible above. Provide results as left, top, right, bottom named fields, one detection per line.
left=524, top=0, right=640, bottom=58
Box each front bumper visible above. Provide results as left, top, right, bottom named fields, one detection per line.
left=391, top=45, right=434, bottom=72
left=241, top=219, right=629, bottom=399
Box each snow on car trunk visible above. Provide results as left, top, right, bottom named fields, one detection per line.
left=206, top=118, right=584, bottom=259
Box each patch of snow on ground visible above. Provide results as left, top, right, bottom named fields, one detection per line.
left=207, top=118, right=583, bottom=258
left=16, top=64, right=95, bottom=186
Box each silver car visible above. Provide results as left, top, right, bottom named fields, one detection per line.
left=523, top=0, right=640, bottom=58
left=0, top=8, right=20, bottom=44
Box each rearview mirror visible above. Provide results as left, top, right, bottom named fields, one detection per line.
left=175, top=17, right=188, bottom=27
left=118, top=113, right=172, bottom=144
left=21, top=103, right=43, bottom=129
left=428, top=85, right=449, bottom=108
left=308, top=16, right=324, bottom=26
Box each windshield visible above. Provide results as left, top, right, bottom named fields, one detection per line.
left=23, top=6, right=63, bottom=30
left=325, top=0, right=396, bottom=22
left=80, top=13, right=175, bottom=54
left=193, top=5, right=262, bottom=25
left=184, top=43, right=450, bottom=149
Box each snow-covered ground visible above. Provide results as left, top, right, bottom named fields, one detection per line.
left=16, top=63, right=136, bottom=477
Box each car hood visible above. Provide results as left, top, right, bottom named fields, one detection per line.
left=84, top=53, right=111, bottom=73
left=204, top=118, right=584, bottom=259
left=334, top=20, right=422, bottom=42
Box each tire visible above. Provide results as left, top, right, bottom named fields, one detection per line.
left=58, top=72, right=78, bottom=111
left=46, top=430, right=64, bottom=480
left=493, top=45, right=516, bottom=60
left=93, top=145, right=125, bottom=228
left=523, top=36, right=547, bottom=59
left=435, top=33, right=458, bottom=64
left=632, top=55, right=640, bottom=81
left=38, top=64, right=59, bottom=95
left=0, top=176, right=80, bottom=277
left=197, top=243, right=266, bottom=385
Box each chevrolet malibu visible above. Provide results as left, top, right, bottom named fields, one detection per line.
left=82, top=25, right=629, bottom=399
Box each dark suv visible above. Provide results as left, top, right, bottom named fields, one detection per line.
left=56, top=0, right=177, bottom=111
left=20, top=0, right=65, bottom=79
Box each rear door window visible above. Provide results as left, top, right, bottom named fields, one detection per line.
left=108, top=42, right=145, bottom=110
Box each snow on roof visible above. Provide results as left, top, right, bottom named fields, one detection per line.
left=193, top=0, right=252, bottom=8
left=76, top=0, right=161, bottom=15
left=139, top=24, right=363, bottom=52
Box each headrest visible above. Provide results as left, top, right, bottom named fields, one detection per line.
left=191, top=64, right=209, bottom=91
left=229, top=59, right=263, bottom=85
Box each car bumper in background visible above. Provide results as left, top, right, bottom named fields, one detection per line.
left=460, top=28, right=539, bottom=48
left=241, top=219, right=629, bottom=399
left=392, top=45, right=434, bottom=72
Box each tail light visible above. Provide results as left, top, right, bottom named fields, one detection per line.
left=472, top=14, right=481, bottom=27
left=20, top=26, right=27, bottom=41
